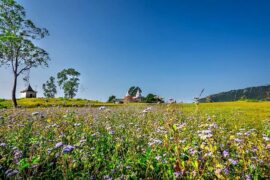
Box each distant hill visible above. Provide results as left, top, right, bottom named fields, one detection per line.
left=199, top=85, right=270, bottom=102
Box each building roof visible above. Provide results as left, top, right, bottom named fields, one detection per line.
left=20, top=85, right=37, bottom=93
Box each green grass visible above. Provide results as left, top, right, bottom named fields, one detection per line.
left=0, top=98, right=119, bottom=108
left=0, top=102, right=270, bottom=179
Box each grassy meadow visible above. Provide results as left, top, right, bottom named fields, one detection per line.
left=0, top=100, right=270, bottom=179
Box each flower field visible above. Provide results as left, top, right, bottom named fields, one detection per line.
left=0, top=102, right=270, bottom=179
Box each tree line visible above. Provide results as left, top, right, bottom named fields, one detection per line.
left=42, top=68, right=80, bottom=99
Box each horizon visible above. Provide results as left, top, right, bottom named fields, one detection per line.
left=1, top=0, right=270, bottom=102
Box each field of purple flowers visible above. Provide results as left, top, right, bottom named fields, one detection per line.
left=0, top=103, right=270, bottom=179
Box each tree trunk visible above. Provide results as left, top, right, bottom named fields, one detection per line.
left=12, top=72, right=18, bottom=108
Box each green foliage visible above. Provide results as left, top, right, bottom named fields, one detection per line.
left=57, top=68, right=80, bottom=99
left=0, top=0, right=50, bottom=107
left=107, top=95, right=116, bottom=103
left=142, top=93, right=164, bottom=103
left=42, top=76, right=57, bottom=98
left=128, top=86, right=142, bottom=96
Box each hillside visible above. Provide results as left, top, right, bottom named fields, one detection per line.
left=199, top=85, right=270, bottom=102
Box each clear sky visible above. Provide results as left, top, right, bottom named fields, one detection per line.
left=0, top=0, right=270, bottom=102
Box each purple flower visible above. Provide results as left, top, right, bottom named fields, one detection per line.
left=103, top=175, right=112, bottom=180
left=0, top=143, right=7, bottom=147
left=47, top=148, right=53, bottom=153
left=263, top=136, right=270, bottom=141
left=223, top=150, right=229, bottom=158
left=5, top=169, right=19, bottom=177
left=174, top=172, right=183, bottom=178
left=228, top=159, right=238, bottom=165
left=246, top=174, right=252, bottom=180
left=54, top=142, right=64, bottom=149
left=234, top=138, right=242, bottom=143
left=222, top=167, right=230, bottom=175
left=62, top=145, right=75, bottom=153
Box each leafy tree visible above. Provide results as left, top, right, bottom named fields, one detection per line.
left=143, top=93, right=164, bottom=103
left=128, top=86, right=142, bottom=96
left=0, top=0, right=50, bottom=108
left=57, top=68, right=80, bottom=99
left=42, top=76, right=57, bottom=98
left=107, top=95, right=116, bottom=103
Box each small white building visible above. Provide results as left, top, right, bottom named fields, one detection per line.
left=20, top=85, right=37, bottom=98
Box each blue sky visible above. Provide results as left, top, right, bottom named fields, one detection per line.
left=0, top=0, right=270, bottom=102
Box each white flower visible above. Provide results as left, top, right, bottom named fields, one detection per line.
left=142, top=107, right=152, bottom=113
left=98, top=106, right=106, bottom=111
left=32, top=112, right=40, bottom=116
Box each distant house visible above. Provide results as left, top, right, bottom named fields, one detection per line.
left=124, top=90, right=142, bottom=103
left=114, top=99, right=124, bottom=104
left=20, top=85, right=37, bottom=98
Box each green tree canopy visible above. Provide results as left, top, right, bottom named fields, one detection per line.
left=42, top=76, right=57, bottom=98
left=0, top=0, right=50, bottom=107
left=107, top=95, right=116, bottom=103
left=57, top=68, right=80, bottom=99
left=143, top=93, right=164, bottom=103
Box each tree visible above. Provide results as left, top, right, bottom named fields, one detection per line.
left=143, top=93, right=164, bottom=103
left=107, top=95, right=116, bottom=103
left=57, top=68, right=80, bottom=98
left=0, top=0, right=50, bottom=108
left=42, top=76, right=57, bottom=98
left=128, top=86, right=142, bottom=96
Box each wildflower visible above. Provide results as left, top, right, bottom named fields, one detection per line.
left=109, top=130, right=115, bottom=135
left=0, top=143, right=7, bottom=147
left=5, top=169, right=19, bottom=177
left=246, top=174, right=252, bottom=180
left=79, top=139, right=87, bottom=144
left=47, top=148, right=53, bottom=153
left=155, top=156, right=162, bottom=161
left=209, top=123, right=218, bottom=129
left=176, top=123, right=186, bottom=130
left=54, top=142, right=64, bottom=149
left=266, top=144, right=270, bottom=150
left=223, top=150, right=229, bottom=158
left=32, top=112, right=40, bottom=116
left=13, top=149, right=23, bottom=163
left=234, top=138, right=242, bottom=143
left=98, top=106, right=106, bottom=111
left=62, top=145, right=75, bottom=153
left=222, top=167, right=230, bottom=175
left=204, top=151, right=213, bottom=157
left=173, top=172, right=183, bottom=178
left=55, top=152, right=60, bottom=158
left=198, top=130, right=213, bottom=140
left=228, top=159, right=238, bottom=165
left=263, top=136, right=270, bottom=141
left=74, top=123, right=81, bottom=127
left=189, top=148, right=198, bottom=155
left=148, top=138, right=162, bottom=146
left=103, top=175, right=112, bottom=180
left=142, top=107, right=152, bottom=113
